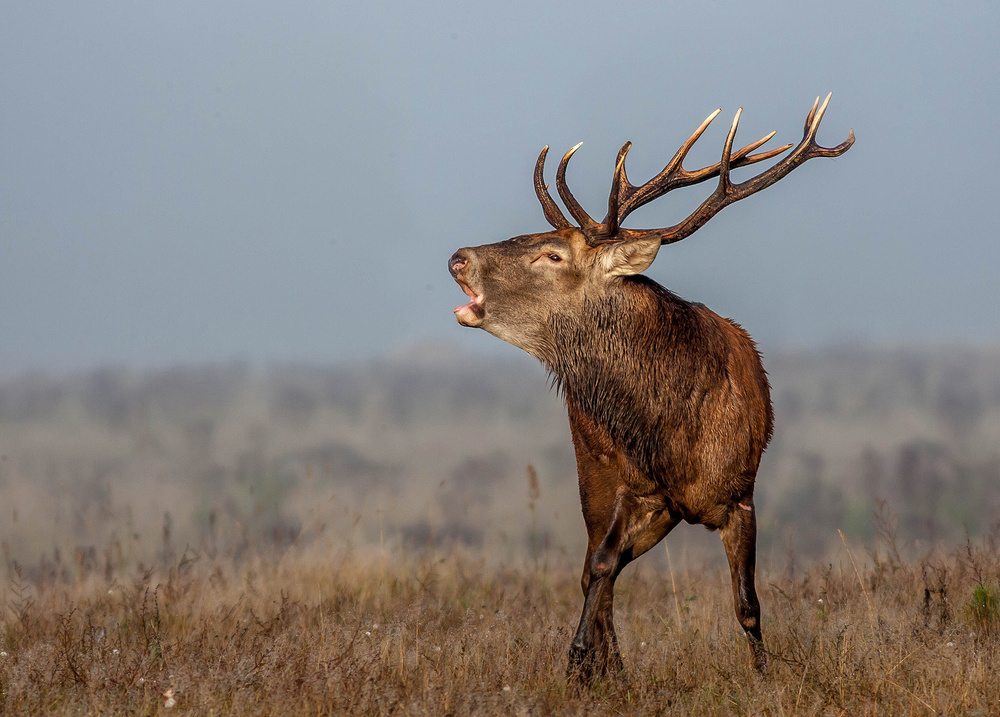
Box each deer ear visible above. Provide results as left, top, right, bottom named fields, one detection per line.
left=600, top=236, right=661, bottom=277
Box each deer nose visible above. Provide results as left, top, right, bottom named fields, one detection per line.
left=449, top=252, right=469, bottom=278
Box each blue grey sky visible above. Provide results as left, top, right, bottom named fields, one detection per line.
left=2, top=1, right=997, bottom=371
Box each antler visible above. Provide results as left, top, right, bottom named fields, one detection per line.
left=604, top=111, right=792, bottom=236
left=534, top=94, right=854, bottom=245
left=534, top=143, right=602, bottom=231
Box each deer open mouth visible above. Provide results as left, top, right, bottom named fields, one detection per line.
left=453, top=280, right=485, bottom=326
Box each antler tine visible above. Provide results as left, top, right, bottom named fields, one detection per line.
left=602, top=142, right=632, bottom=237
left=730, top=131, right=791, bottom=164
left=621, top=93, right=854, bottom=246
left=556, top=143, right=599, bottom=230
left=534, top=146, right=573, bottom=230
left=804, top=95, right=820, bottom=136
left=718, top=108, right=743, bottom=191
left=675, top=108, right=724, bottom=167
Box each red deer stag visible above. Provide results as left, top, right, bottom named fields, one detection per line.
left=449, top=94, right=853, bottom=681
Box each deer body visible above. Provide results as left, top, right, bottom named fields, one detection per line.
left=449, top=96, right=852, bottom=681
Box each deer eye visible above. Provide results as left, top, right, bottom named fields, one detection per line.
left=547, top=253, right=562, bottom=262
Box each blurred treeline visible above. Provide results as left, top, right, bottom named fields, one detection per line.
left=1, top=341, right=998, bottom=575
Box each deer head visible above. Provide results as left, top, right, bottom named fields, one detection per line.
left=449, top=94, right=854, bottom=359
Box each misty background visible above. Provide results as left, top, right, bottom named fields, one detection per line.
left=1, top=2, right=999, bottom=572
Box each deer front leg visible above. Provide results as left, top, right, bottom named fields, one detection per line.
left=720, top=497, right=766, bottom=672
left=568, top=493, right=633, bottom=683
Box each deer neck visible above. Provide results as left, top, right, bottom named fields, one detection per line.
left=543, top=279, right=690, bottom=477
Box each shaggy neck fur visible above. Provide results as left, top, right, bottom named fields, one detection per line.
left=542, top=276, right=726, bottom=481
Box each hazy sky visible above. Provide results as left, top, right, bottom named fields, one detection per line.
left=2, top=1, right=998, bottom=371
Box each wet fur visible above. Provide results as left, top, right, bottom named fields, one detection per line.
left=545, top=275, right=772, bottom=529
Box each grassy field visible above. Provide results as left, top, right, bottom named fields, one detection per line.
left=3, top=527, right=1000, bottom=715
left=2, top=348, right=1000, bottom=713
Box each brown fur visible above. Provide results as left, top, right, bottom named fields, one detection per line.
left=450, top=232, right=772, bottom=679
left=449, top=103, right=851, bottom=681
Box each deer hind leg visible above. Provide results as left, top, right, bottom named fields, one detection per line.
left=719, top=498, right=766, bottom=672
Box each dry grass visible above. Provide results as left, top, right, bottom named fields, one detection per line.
left=3, top=353, right=1000, bottom=713
left=3, top=532, right=1000, bottom=716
